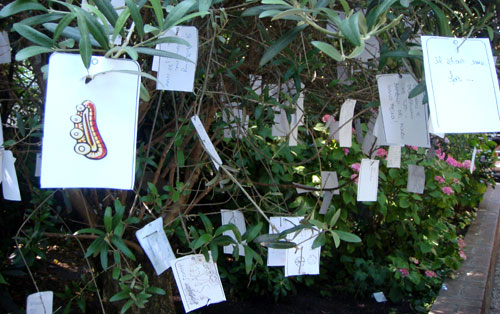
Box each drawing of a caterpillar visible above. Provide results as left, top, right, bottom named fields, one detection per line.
left=70, top=100, right=107, bottom=160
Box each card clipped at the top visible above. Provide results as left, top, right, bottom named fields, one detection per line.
left=41, top=53, right=140, bottom=189
left=422, top=36, right=500, bottom=133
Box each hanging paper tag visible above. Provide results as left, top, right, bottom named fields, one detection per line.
left=387, top=145, right=401, bottom=168
left=191, top=115, right=222, bottom=171
left=470, top=147, right=477, bottom=174
left=285, top=228, right=321, bottom=277
left=407, top=164, right=425, bottom=194
left=0, top=31, right=11, bottom=64
left=357, top=159, right=379, bottom=202
left=339, top=99, right=356, bottom=147
left=27, top=291, right=53, bottom=314
left=34, top=153, right=42, bottom=177
left=2, top=150, right=21, bottom=201
left=267, top=216, right=303, bottom=266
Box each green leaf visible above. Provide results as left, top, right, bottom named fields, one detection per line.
left=199, top=213, right=213, bottom=233
left=93, top=0, right=119, bottom=27
left=270, top=8, right=306, bottom=21
left=149, top=0, right=164, bottom=28
left=312, top=231, right=325, bottom=249
left=422, top=0, right=452, bottom=36
left=243, top=222, right=263, bottom=243
left=15, top=46, right=52, bottom=62
left=366, top=0, right=398, bottom=30
left=19, top=13, right=65, bottom=27
left=111, top=235, right=136, bottom=261
left=329, top=209, right=341, bottom=227
left=147, top=36, right=191, bottom=47
left=81, top=9, right=110, bottom=50
left=85, top=235, right=105, bottom=258
left=125, top=0, right=144, bottom=39
left=259, top=24, right=307, bottom=66
left=253, top=233, right=281, bottom=244
left=146, top=286, right=166, bottom=295
left=0, top=274, right=8, bottom=285
left=335, top=230, right=362, bottom=243
left=409, top=80, right=426, bottom=99
left=199, top=0, right=211, bottom=13
left=76, top=228, right=106, bottom=236
left=338, top=11, right=362, bottom=46
left=0, top=0, right=47, bottom=18
left=311, top=41, right=343, bottom=62
left=53, top=13, right=76, bottom=43
left=209, top=241, right=218, bottom=262
left=110, top=290, right=130, bottom=302
left=214, top=224, right=242, bottom=242
left=242, top=5, right=289, bottom=17
left=262, top=0, right=290, bottom=5
left=43, top=23, right=100, bottom=47
left=163, top=0, right=196, bottom=31
left=100, top=247, right=109, bottom=269
left=177, top=150, right=185, bottom=167
left=112, top=266, right=121, bottom=280
left=113, top=8, right=130, bottom=42
left=104, top=207, right=113, bottom=233
left=135, top=47, right=194, bottom=63
left=191, top=233, right=212, bottom=250
left=266, top=241, right=296, bottom=249
left=331, top=231, right=340, bottom=248
left=75, top=12, right=92, bottom=69
left=12, top=23, right=53, bottom=47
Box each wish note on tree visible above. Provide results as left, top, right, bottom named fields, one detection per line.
left=377, top=74, right=430, bottom=147
left=0, top=31, right=10, bottom=64
left=267, top=216, right=303, bottom=267
left=339, top=99, right=356, bottom=147
left=285, top=228, right=321, bottom=277
left=357, top=159, right=379, bottom=202
left=26, top=291, right=53, bottom=314
left=221, top=210, right=246, bottom=256
left=136, top=217, right=176, bottom=276
left=422, top=36, right=500, bottom=133
left=191, top=115, right=222, bottom=171
left=171, top=254, right=226, bottom=313
left=41, top=53, right=140, bottom=189
left=407, top=165, right=425, bottom=194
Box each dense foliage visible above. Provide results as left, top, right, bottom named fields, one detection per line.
left=0, top=0, right=499, bottom=313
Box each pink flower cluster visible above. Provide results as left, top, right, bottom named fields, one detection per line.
left=425, top=270, right=438, bottom=278
left=409, top=257, right=419, bottom=265
left=322, top=114, right=333, bottom=123
left=458, top=238, right=466, bottom=249
left=399, top=268, right=409, bottom=277
left=434, top=176, right=445, bottom=184
left=435, top=149, right=473, bottom=170
left=351, top=163, right=361, bottom=172
left=343, top=148, right=349, bottom=156
left=459, top=250, right=467, bottom=260
left=442, top=186, right=454, bottom=195
left=376, top=148, right=387, bottom=158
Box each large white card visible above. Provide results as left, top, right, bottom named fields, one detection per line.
left=285, top=228, right=321, bottom=277
left=221, top=210, right=246, bottom=256
left=2, top=150, right=21, bottom=201
left=422, top=36, right=500, bottom=133
left=339, top=99, right=356, bottom=147
left=191, top=115, right=222, bottom=171
left=171, top=254, right=226, bottom=313
left=357, top=159, right=379, bottom=202
left=135, top=217, right=175, bottom=275
left=407, top=164, right=425, bottom=194
left=155, top=26, right=198, bottom=92
left=0, top=31, right=10, bottom=64
left=27, top=291, right=53, bottom=314
left=267, top=216, right=303, bottom=267
left=41, top=53, right=140, bottom=189
left=377, top=74, right=430, bottom=147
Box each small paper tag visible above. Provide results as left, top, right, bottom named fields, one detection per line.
left=191, top=115, right=223, bottom=171
left=221, top=210, right=246, bottom=256
left=135, top=217, right=176, bottom=275
left=34, top=153, right=42, bottom=177
left=372, top=292, right=387, bottom=303
left=361, top=131, right=377, bottom=157
left=27, top=291, right=53, bottom=314
left=2, top=150, right=21, bottom=201
left=471, top=147, right=477, bottom=174
left=357, top=159, right=379, bottom=202
left=0, top=31, right=11, bottom=64
left=339, top=99, right=356, bottom=147
left=355, top=118, right=364, bottom=144
left=407, top=164, right=425, bottom=194
left=267, top=216, right=303, bottom=267
left=321, top=171, right=339, bottom=193
left=285, top=228, right=321, bottom=277
left=171, top=254, right=226, bottom=313
left=387, top=145, right=401, bottom=168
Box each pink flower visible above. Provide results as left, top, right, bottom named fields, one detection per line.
left=435, top=149, right=446, bottom=160
left=459, top=250, right=467, bottom=260
left=343, top=148, right=349, bottom=156
left=351, top=174, right=359, bottom=184
left=458, top=238, right=466, bottom=249
left=446, top=156, right=462, bottom=167
left=322, top=114, right=333, bottom=123
left=376, top=148, right=388, bottom=158
left=434, top=176, right=445, bottom=184
left=453, top=178, right=460, bottom=184
left=410, top=146, right=418, bottom=151
left=409, top=257, right=419, bottom=265
left=351, top=163, right=361, bottom=172
left=399, top=268, right=409, bottom=277
left=425, top=270, right=438, bottom=278
left=462, top=160, right=471, bottom=169
left=442, top=186, right=454, bottom=195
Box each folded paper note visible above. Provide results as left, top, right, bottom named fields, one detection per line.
left=387, top=145, right=401, bottom=168
left=136, top=217, right=175, bottom=275
left=41, top=53, right=140, bottom=189
left=27, top=291, right=53, bottom=314
left=221, top=209, right=246, bottom=256
left=422, top=36, right=500, bottom=133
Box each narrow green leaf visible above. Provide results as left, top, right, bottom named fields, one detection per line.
left=266, top=241, right=296, bottom=249
left=81, top=9, right=110, bottom=50
left=311, top=41, right=343, bottom=62
left=262, top=0, right=290, bottom=5
left=100, top=247, right=109, bottom=269
left=311, top=231, right=325, bottom=249
left=19, top=13, right=65, bottom=26
left=136, top=47, right=193, bottom=63
left=112, top=266, right=121, bottom=279
left=243, top=222, right=263, bottom=243
left=0, top=0, right=47, bottom=18
left=54, top=13, right=76, bottom=43
left=85, top=236, right=105, bottom=258
left=125, top=0, right=144, bottom=39
left=164, top=11, right=208, bottom=29
left=243, top=246, right=253, bottom=273
left=93, top=0, right=119, bottom=27
left=422, top=0, right=452, bottom=36
left=199, top=213, right=213, bottom=233
left=111, top=235, right=136, bottom=261
left=13, top=23, right=53, bottom=47
left=329, top=209, right=342, bottom=227
left=338, top=11, right=362, bottom=46
left=209, top=241, right=218, bottom=262
left=147, top=36, right=190, bottom=47
left=177, top=150, right=185, bottom=167
left=113, top=8, right=130, bottom=42
left=259, top=24, right=307, bottom=66
left=110, top=290, right=130, bottom=302
left=43, top=23, right=100, bottom=47
left=191, top=233, right=212, bottom=250
left=76, top=228, right=106, bottom=236
left=199, top=0, right=211, bottom=14
left=242, top=5, right=289, bottom=17
left=145, top=286, right=166, bottom=295
left=214, top=224, right=242, bottom=242
left=366, top=0, right=398, bottom=30
left=409, top=81, right=426, bottom=99
left=335, top=230, right=362, bottom=243
left=331, top=231, right=340, bottom=247
left=75, top=13, right=92, bottom=69
left=163, top=0, right=196, bottom=31
left=253, top=233, right=281, bottom=244
left=104, top=207, right=113, bottom=233
left=15, top=46, right=52, bottom=62
left=270, top=8, right=307, bottom=21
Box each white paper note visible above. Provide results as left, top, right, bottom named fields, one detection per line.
left=155, top=26, right=198, bottom=92
left=221, top=210, right=246, bottom=256
left=387, top=145, right=401, bottom=168
left=34, top=153, right=41, bottom=177
left=0, top=31, right=11, bottom=64
left=372, top=292, right=387, bottom=302
left=171, top=254, right=226, bottom=313
left=267, top=216, right=303, bottom=267
left=428, top=116, right=445, bottom=138
left=471, top=147, right=477, bottom=174
left=355, top=118, right=364, bottom=144
left=41, top=53, right=140, bottom=189
left=136, top=217, right=175, bottom=275
left=2, top=150, right=21, bottom=201
left=222, top=103, right=248, bottom=138
left=191, top=115, right=223, bottom=171
left=357, top=159, right=379, bottom=202
left=319, top=171, right=339, bottom=214
left=339, top=99, right=356, bottom=147
left=422, top=36, right=500, bottom=133
left=285, top=228, right=321, bottom=277
left=376, top=74, right=430, bottom=147
left=373, top=113, right=388, bottom=146
left=27, top=291, right=53, bottom=314
left=407, top=164, right=425, bottom=194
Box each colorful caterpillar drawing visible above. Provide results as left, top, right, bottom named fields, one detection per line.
left=70, top=100, right=107, bottom=160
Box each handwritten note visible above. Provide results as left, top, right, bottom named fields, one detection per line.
left=27, top=291, right=53, bottom=314
left=221, top=210, right=246, bottom=256
left=285, top=228, right=321, bottom=277
left=136, top=217, right=175, bottom=275
left=2, top=150, right=21, bottom=201
left=191, top=115, right=222, bottom=171
left=339, top=99, right=356, bottom=147
left=222, top=103, right=248, bottom=138
left=387, top=145, right=401, bottom=168
left=267, top=216, right=303, bottom=267
left=0, top=31, right=10, bottom=64
left=171, top=254, right=226, bottom=312
left=377, top=74, right=430, bottom=147
left=155, top=26, right=198, bottom=92
left=357, top=159, right=379, bottom=202
left=422, top=36, right=500, bottom=133
left=407, top=164, right=425, bottom=194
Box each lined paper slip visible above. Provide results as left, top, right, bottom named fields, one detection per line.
left=376, top=74, right=430, bottom=147
left=0, top=31, right=11, bottom=64
left=339, top=99, right=356, bottom=147
left=357, top=159, right=379, bottom=202
left=222, top=104, right=248, bottom=138
left=221, top=210, right=246, bottom=256
left=407, top=165, right=425, bottom=194
left=285, top=228, right=321, bottom=277
left=41, top=53, right=140, bottom=189
left=27, top=291, right=53, bottom=314
left=267, top=216, right=303, bottom=267
left=422, top=36, right=500, bottom=133
left=2, top=150, right=21, bottom=201
left=191, top=115, right=222, bottom=171
left=136, top=217, right=175, bottom=275
left=171, top=254, right=226, bottom=313
left=153, top=26, right=198, bottom=92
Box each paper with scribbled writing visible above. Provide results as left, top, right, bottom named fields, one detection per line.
left=357, top=159, right=379, bottom=202
left=422, top=36, right=500, bottom=133
left=27, top=291, right=53, bottom=314
left=221, top=210, right=246, bottom=256
left=267, top=216, right=303, bottom=266
left=407, top=164, right=425, bottom=194
left=136, top=217, right=175, bottom=275
left=171, top=254, right=226, bottom=313
left=377, top=74, right=430, bottom=147
left=387, top=145, right=401, bottom=168
left=285, top=228, right=321, bottom=277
